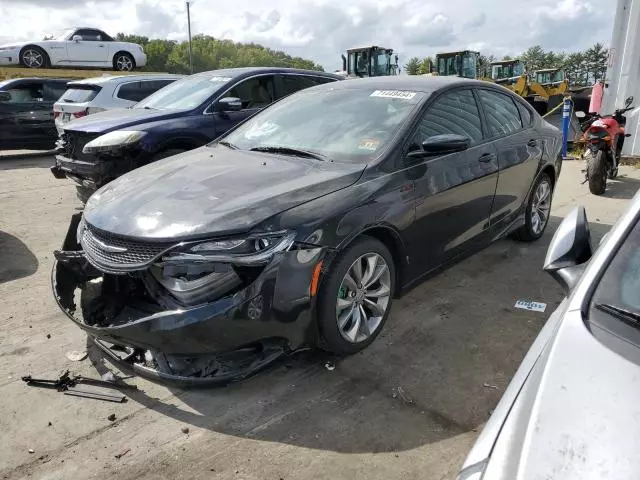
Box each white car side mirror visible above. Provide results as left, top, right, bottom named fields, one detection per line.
left=72, top=35, right=82, bottom=42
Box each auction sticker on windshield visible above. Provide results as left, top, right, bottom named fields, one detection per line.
left=370, top=90, right=417, bottom=100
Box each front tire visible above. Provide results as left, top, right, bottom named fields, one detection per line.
left=317, top=237, right=395, bottom=355
left=113, top=52, right=135, bottom=71
left=587, top=150, right=607, bottom=195
left=20, top=46, right=48, bottom=68
left=513, top=172, right=553, bottom=242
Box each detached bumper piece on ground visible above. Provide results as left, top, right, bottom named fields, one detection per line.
left=52, top=214, right=326, bottom=387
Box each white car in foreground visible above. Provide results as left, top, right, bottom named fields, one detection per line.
left=53, top=74, right=183, bottom=134
left=0, top=27, right=147, bottom=71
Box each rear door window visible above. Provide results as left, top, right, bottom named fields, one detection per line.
left=281, top=75, right=321, bottom=97
left=116, top=82, right=148, bottom=102
left=478, top=89, right=523, bottom=137
left=59, top=85, right=101, bottom=103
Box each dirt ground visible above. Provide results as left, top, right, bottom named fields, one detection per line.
left=1, top=158, right=639, bottom=480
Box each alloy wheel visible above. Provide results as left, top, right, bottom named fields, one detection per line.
left=22, top=49, right=43, bottom=68
left=116, top=55, right=133, bottom=71
left=335, top=253, right=391, bottom=343
left=531, top=179, right=551, bottom=235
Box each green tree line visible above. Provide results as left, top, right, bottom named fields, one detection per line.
left=115, top=33, right=324, bottom=73
left=403, top=43, right=608, bottom=86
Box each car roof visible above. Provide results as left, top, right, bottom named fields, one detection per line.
left=191, top=67, right=344, bottom=80
left=67, top=74, right=184, bottom=85
left=0, top=77, right=72, bottom=86
left=314, top=75, right=488, bottom=92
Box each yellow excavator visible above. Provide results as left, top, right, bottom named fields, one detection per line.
left=339, top=46, right=399, bottom=78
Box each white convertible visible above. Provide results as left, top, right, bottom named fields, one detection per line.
left=0, top=27, right=147, bottom=71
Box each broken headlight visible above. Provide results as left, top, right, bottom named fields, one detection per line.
left=162, top=231, right=296, bottom=265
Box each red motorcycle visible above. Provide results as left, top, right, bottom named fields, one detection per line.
left=577, top=96, right=633, bottom=195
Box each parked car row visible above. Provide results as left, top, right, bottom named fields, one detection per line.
left=10, top=54, right=632, bottom=479
left=50, top=67, right=343, bottom=201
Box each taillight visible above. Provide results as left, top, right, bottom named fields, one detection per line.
left=72, top=109, right=88, bottom=119
left=53, top=111, right=61, bottom=119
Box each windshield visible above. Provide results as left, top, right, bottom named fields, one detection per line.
left=53, top=29, right=75, bottom=41
left=220, top=87, right=425, bottom=162
left=134, top=75, right=232, bottom=110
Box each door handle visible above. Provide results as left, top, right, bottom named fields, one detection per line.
left=99, top=45, right=105, bottom=48
left=478, top=153, right=495, bottom=163
left=527, top=139, right=538, bottom=147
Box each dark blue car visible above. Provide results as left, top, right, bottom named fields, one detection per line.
left=51, top=67, right=343, bottom=202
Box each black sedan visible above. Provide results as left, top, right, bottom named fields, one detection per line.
left=0, top=77, right=69, bottom=150
left=52, top=76, right=562, bottom=386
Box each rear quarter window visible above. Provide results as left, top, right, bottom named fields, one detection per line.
left=59, top=85, right=101, bottom=103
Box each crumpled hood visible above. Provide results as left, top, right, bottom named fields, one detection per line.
left=483, top=308, right=640, bottom=479
left=64, top=107, right=187, bottom=133
left=84, top=145, right=365, bottom=239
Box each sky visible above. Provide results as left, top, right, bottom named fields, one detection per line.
left=0, top=0, right=616, bottom=71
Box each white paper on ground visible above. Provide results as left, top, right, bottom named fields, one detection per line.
left=514, top=300, right=547, bottom=312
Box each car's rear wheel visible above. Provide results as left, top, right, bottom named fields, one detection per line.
left=587, top=150, right=607, bottom=195
left=20, top=46, right=48, bottom=68
left=513, top=172, right=553, bottom=242
left=317, top=237, right=395, bottom=355
left=113, top=52, right=135, bottom=71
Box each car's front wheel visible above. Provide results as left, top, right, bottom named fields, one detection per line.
left=513, top=172, right=553, bottom=242
left=20, top=46, right=48, bottom=68
left=113, top=52, right=135, bottom=71
left=317, top=237, right=395, bottom=355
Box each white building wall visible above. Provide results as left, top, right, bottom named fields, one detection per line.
left=602, top=0, right=640, bottom=155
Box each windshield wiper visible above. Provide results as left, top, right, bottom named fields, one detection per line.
left=217, top=140, right=237, bottom=150
left=595, top=303, right=640, bottom=327
left=249, top=145, right=326, bottom=161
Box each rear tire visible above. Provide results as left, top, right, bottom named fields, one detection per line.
left=587, top=150, right=607, bottom=195
left=316, top=237, right=395, bottom=355
left=513, top=172, right=553, bottom=242
left=113, top=52, right=135, bottom=71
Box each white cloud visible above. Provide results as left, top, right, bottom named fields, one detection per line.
left=0, top=0, right=616, bottom=70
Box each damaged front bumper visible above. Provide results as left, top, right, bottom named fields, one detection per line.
left=52, top=214, right=327, bottom=387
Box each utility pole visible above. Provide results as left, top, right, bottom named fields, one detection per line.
left=186, top=1, right=193, bottom=74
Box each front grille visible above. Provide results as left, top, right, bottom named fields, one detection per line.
left=60, top=130, right=100, bottom=161
left=81, top=224, right=176, bottom=272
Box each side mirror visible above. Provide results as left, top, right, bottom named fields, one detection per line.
left=575, top=110, right=586, bottom=118
left=625, top=96, right=634, bottom=108
left=543, top=206, right=593, bottom=294
left=216, top=97, right=242, bottom=112
left=0, top=91, right=11, bottom=102
left=407, top=134, right=470, bottom=158
left=72, top=35, right=82, bottom=42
